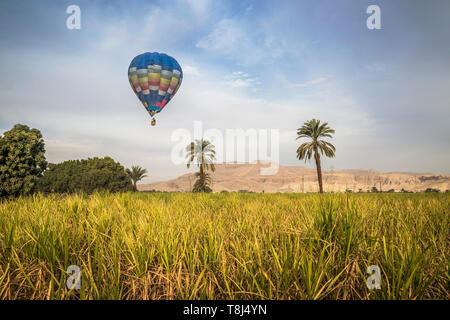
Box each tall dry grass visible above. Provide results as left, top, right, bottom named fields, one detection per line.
left=0, top=192, right=448, bottom=299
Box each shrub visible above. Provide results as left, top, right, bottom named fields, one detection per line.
left=37, top=157, right=132, bottom=194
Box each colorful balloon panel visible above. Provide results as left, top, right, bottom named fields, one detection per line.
left=128, top=52, right=183, bottom=115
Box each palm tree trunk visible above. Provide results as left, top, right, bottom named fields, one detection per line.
left=133, top=182, right=137, bottom=192
left=314, top=149, right=324, bottom=193
left=199, top=165, right=205, bottom=192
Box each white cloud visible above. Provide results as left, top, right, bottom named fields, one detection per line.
left=92, top=2, right=212, bottom=54
left=226, top=79, right=252, bottom=88
left=183, top=65, right=200, bottom=76
left=286, top=77, right=328, bottom=88
left=45, top=138, right=100, bottom=162
left=196, top=19, right=244, bottom=55
left=231, top=71, right=248, bottom=77
left=364, top=63, right=386, bottom=73
left=96, top=20, right=130, bottom=51
left=196, top=19, right=270, bottom=65
left=185, top=0, right=211, bottom=17
left=223, top=71, right=261, bottom=88
left=264, top=35, right=288, bottom=58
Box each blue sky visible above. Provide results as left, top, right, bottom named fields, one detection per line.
left=0, top=0, right=449, bottom=182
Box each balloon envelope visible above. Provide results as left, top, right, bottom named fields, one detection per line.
left=128, top=52, right=183, bottom=116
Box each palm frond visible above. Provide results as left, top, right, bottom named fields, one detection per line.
left=185, top=138, right=216, bottom=172
left=296, top=119, right=336, bottom=189
left=126, top=165, right=148, bottom=184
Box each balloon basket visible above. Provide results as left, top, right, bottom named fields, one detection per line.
left=151, top=118, right=156, bottom=126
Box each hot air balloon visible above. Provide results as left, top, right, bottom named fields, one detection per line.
left=128, top=52, right=183, bottom=126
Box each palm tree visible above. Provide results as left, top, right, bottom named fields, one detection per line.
left=186, top=139, right=216, bottom=192
left=192, top=172, right=213, bottom=193
left=296, top=119, right=336, bottom=193
left=126, top=165, right=148, bottom=192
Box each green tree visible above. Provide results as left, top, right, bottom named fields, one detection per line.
left=296, top=119, right=336, bottom=193
left=37, top=157, right=132, bottom=194
left=186, top=139, right=216, bottom=192
left=126, top=165, right=148, bottom=192
left=0, top=124, right=47, bottom=197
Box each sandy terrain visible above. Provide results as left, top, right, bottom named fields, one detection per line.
left=138, top=162, right=449, bottom=193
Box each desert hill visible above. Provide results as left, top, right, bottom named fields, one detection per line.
left=138, top=162, right=449, bottom=193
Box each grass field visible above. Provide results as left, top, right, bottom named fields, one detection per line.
left=0, top=192, right=448, bottom=300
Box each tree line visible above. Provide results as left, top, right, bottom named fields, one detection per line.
left=0, top=124, right=148, bottom=197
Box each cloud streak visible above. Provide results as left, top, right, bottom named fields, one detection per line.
left=286, top=77, right=328, bottom=88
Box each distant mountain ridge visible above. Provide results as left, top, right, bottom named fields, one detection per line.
left=138, top=162, right=449, bottom=193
